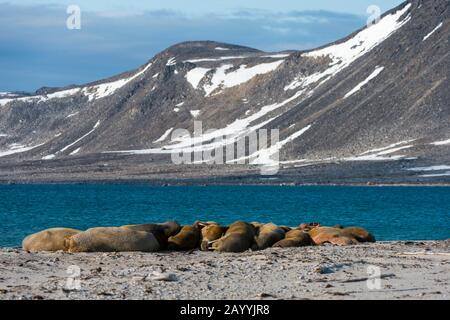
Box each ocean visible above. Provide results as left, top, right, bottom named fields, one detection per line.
left=1, top=184, right=449, bottom=247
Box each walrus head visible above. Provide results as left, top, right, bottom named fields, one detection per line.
left=164, top=221, right=182, bottom=237
left=250, top=222, right=264, bottom=229
left=279, top=226, right=292, bottom=233
left=64, top=237, right=77, bottom=253
left=199, top=223, right=227, bottom=251
left=299, top=222, right=321, bottom=232
left=193, top=221, right=208, bottom=230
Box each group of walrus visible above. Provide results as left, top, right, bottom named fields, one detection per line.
left=22, top=221, right=376, bottom=253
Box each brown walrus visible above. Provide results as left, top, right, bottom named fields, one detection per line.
left=195, top=221, right=228, bottom=251
left=252, top=223, right=286, bottom=250
left=121, top=221, right=181, bottom=249
left=340, top=227, right=376, bottom=243
left=308, top=227, right=358, bottom=246
left=209, top=221, right=256, bottom=253
left=167, top=225, right=201, bottom=251
left=22, top=228, right=81, bottom=252
left=279, top=226, right=292, bottom=233
left=273, top=229, right=313, bottom=248
left=298, top=222, right=321, bottom=232
left=65, top=227, right=160, bottom=253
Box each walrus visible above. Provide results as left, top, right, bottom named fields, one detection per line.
left=65, top=227, right=160, bottom=253
left=22, top=228, right=81, bottom=252
left=209, top=221, right=256, bottom=253
left=279, top=226, right=292, bottom=233
left=308, top=227, right=358, bottom=246
left=250, top=222, right=264, bottom=228
left=298, top=222, right=321, bottom=232
left=195, top=222, right=228, bottom=251
left=340, top=227, right=376, bottom=243
left=121, top=221, right=181, bottom=249
left=167, top=225, right=201, bottom=251
left=273, top=229, right=313, bottom=248
left=252, top=223, right=286, bottom=250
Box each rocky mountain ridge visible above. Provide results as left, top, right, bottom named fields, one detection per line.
left=0, top=0, right=449, bottom=184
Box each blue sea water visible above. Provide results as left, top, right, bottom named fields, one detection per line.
left=0, top=184, right=449, bottom=247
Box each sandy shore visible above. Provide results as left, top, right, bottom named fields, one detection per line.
left=0, top=241, right=449, bottom=300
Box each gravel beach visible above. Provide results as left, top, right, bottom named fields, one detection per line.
left=0, top=241, right=449, bottom=300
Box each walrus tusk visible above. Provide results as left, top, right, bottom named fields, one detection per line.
left=208, top=234, right=230, bottom=245
left=207, top=234, right=230, bottom=250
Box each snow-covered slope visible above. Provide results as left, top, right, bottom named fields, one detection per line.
left=0, top=0, right=449, bottom=184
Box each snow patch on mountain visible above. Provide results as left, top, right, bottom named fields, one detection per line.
left=66, top=112, right=79, bottom=118
left=407, top=165, right=450, bottom=172
left=82, top=63, right=153, bottom=101
left=106, top=88, right=309, bottom=158
left=344, top=66, right=384, bottom=98
left=261, top=54, right=291, bottom=58
left=166, top=57, right=177, bottom=66
left=0, top=143, right=46, bottom=158
left=0, top=63, right=153, bottom=106
left=431, top=138, right=450, bottom=146
left=420, top=172, right=450, bottom=177
left=0, top=88, right=81, bottom=106
left=42, top=154, right=56, bottom=160
left=286, top=4, right=411, bottom=91
left=203, top=60, right=284, bottom=96
left=360, top=140, right=415, bottom=155
left=186, top=68, right=211, bottom=89
left=344, top=141, right=414, bottom=161
left=154, top=128, right=174, bottom=143
left=69, top=148, right=81, bottom=155
left=235, top=125, right=312, bottom=166
left=190, top=110, right=201, bottom=118
left=185, top=56, right=248, bottom=63
left=423, top=22, right=443, bottom=41
left=60, top=120, right=101, bottom=153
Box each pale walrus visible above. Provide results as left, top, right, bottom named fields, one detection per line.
left=252, top=223, right=286, bottom=250
left=167, top=225, right=201, bottom=251
left=65, top=227, right=160, bottom=253
left=121, top=221, right=181, bottom=249
left=308, top=227, right=358, bottom=246
left=195, top=222, right=228, bottom=251
left=340, top=227, right=376, bottom=243
left=209, top=221, right=256, bottom=253
left=22, top=228, right=81, bottom=252
left=273, top=229, right=313, bottom=248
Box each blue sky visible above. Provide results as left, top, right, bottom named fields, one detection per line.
left=0, top=0, right=403, bottom=92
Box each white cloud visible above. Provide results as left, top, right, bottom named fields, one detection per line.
left=0, top=2, right=367, bottom=92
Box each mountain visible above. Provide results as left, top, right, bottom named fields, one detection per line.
left=0, top=0, right=449, bottom=184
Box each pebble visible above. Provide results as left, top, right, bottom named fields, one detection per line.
left=150, top=272, right=178, bottom=282
left=315, top=266, right=334, bottom=274
left=258, top=293, right=276, bottom=298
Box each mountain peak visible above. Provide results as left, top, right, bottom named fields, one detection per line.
left=0, top=0, right=449, bottom=184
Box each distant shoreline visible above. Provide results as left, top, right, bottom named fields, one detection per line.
left=1, top=180, right=450, bottom=187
